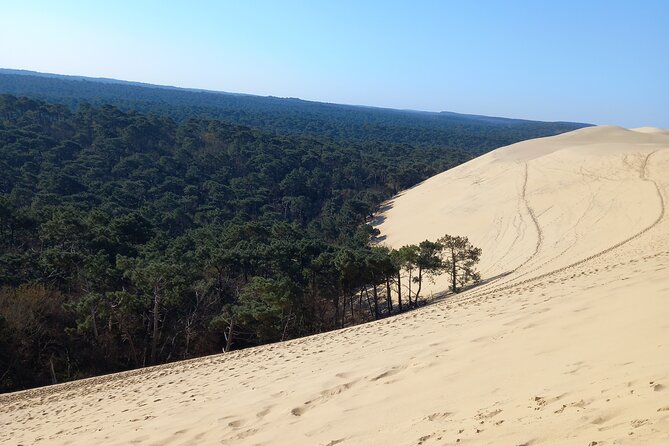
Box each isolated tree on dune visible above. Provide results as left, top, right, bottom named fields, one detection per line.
left=389, top=248, right=404, bottom=312
left=437, top=235, right=481, bottom=293
left=412, top=240, right=443, bottom=305
left=371, top=246, right=397, bottom=314
left=397, top=244, right=418, bottom=307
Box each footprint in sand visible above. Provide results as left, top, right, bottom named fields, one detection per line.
left=291, top=407, right=305, bottom=417
left=417, top=433, right=434, bottom=444
left=630, top=419, right=648, bottom=428
left=425, top=412, right=452, bottom=422
left=590, top=415, right=609, bottom=425
left=371, top=365, right=406, bottom=382
left=531, top=396, right=547, bottom=410
left=228, top=419, right=244, bottom=428
left=291, top=381, right=358, bottom=416
left=650, top=382, right=664, bottom=392
left=256, top=406, right=272, bottom=419
left=477, top=408, right=502, bottom=419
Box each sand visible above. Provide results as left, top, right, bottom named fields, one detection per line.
left=2, top=126, right=669, bottom=445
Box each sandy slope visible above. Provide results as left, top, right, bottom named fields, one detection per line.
left=2, top=126, right=669, bottom=446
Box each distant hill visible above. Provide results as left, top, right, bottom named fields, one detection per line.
left=0, top=69, right=591, bottom=152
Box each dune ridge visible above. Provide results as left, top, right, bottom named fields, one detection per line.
left=2, top=126, right=669, bottom=445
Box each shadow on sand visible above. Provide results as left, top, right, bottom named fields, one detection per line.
left=369, top=199, right=396, bottom=244
left=425, top=270, right=513, bottom=305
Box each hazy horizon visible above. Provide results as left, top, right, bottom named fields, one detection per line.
left=2, top=1, right=668, bottom=127
left=0, top=67, right=596, bottom=124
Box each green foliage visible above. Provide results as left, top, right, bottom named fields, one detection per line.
left=0, top=285, right=67, bottom=391
left=410, top=240, right=444, bottom=305
left=0, top=93, right=514, bottom=392
left=395, top=235, right=481, bottom=304
left=0, top=70, right=591, bottom=153
left=437, top=235, right=482, bottom=293
left=234, top=277, right=297, bottom=343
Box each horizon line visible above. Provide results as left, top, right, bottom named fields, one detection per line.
left=0, top=67, right=594, bottom=126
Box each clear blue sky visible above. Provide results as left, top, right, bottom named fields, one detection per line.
left=2, top=0, right=668, bottom=127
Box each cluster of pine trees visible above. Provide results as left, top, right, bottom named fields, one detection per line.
left=0, top=95, right=486, bottom=392
left=337, top=234, right=483, bottom=322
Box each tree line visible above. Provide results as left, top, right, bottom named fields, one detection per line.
left=0, top=70, right=591, bottom=151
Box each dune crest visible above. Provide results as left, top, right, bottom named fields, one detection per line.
left=2, top=126, right=669, bottom=445
left=631, top=126, right=669, bottom=134
left=376, top=125, right=669, bottom=294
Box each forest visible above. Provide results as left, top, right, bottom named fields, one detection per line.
left=0, top=91, right=586, bottom=392
left=0, top=70, right=589, bottom=150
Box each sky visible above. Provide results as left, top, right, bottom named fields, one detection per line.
left=1, top=0, right=668, bottom=127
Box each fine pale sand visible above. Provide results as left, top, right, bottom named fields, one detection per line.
left=2, top=126, right=669, bottom=445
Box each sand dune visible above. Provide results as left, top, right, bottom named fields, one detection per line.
left=631, top=127, right=669, bottom=135
left=376, top=125, right=669, bottom=297
left=2, top=126, right=669, bottom=445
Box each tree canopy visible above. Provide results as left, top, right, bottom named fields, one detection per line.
left=0, top=70, right=590, bottom=151
left=438, top=235, right=483, bottom=293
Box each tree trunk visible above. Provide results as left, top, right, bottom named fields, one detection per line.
left=224, top=318, right=235, bottom=352
left=49, top=355, right=58, bottom=384
left=333, top=295, right=340, bottom=328
left=372, top=282, right=379, bottom=320
left=281, top=310, right=292, bottom=341
left=114, top=309, right=139, bottom=367
left=151, top=283, right=161, bottom=365
left=386, top=277, right=393, bottom=312
left=397, top=271, right=403, bottom=312
left=415, top=267, right=423, bottom=307
left=408, top=269, right=413, bottom=308
left=364, top=286, right=374, bottom=317
left=451, top=250, right=457, bottom=293
left=91, top=307, right=99, bottom=339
